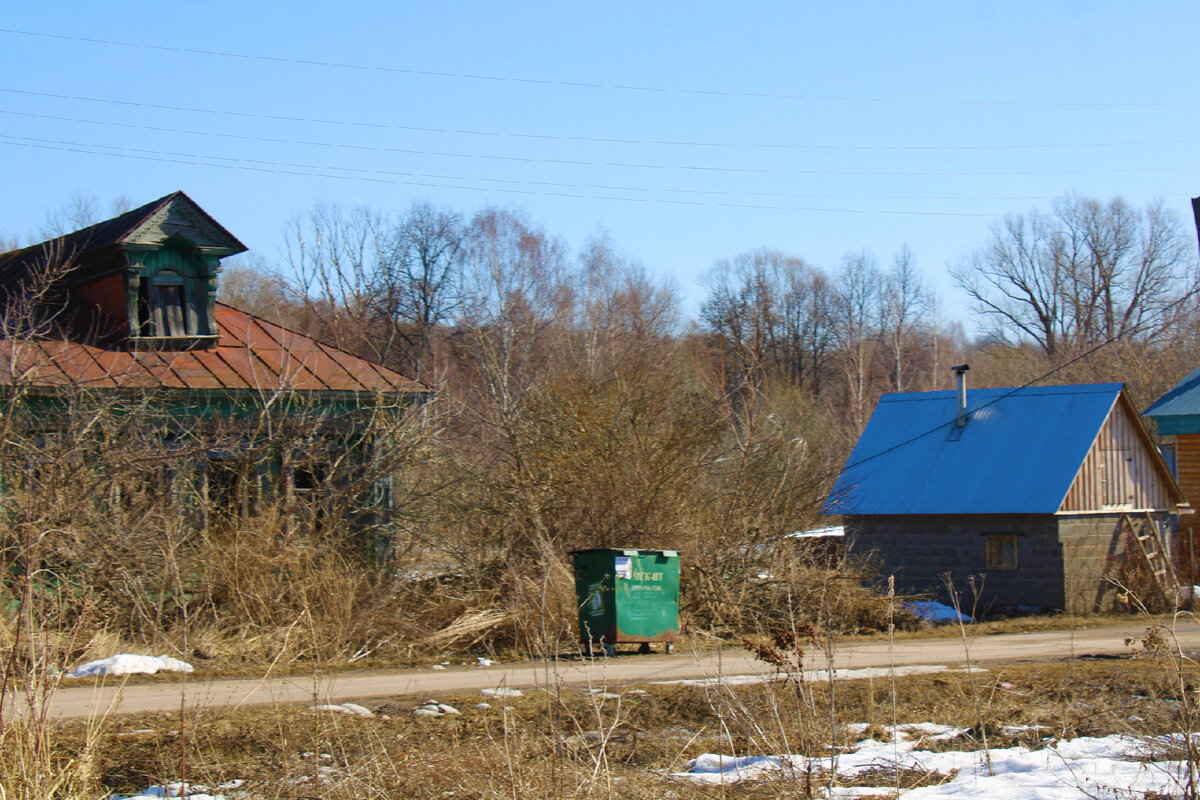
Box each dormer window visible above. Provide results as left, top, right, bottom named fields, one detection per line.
left=126, top=236, right=222, bottom=349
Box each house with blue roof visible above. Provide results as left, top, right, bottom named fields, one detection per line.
left=826, top=373, right=1186, bottom=614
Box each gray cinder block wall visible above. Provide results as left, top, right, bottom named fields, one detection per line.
left=847, top=513, right=1152, bottom=614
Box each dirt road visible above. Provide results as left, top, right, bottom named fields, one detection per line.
left=26, top=621, right=1200, bottom=719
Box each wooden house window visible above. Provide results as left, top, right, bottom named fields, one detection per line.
left=985, top=535, right=1018, bottom=570
left=291, top=463, right=327, bottom=497
left=136, top=270, right=198, bottom=337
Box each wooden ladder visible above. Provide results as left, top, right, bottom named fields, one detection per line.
left=1123, top=512, right=1180, bottom=606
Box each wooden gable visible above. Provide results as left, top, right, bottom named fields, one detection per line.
left=121, top=193, right=245, bottom=256
left=1059, top=390, right=1185, bottom=513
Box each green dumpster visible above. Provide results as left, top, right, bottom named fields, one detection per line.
left=571, top=548, right=679, bottom=654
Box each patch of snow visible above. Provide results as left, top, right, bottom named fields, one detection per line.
left=68, top=654, right=194, bottom=678
left=481, top=687, right=522, bottom=698
left=291, top=765, right=339, bottom=786
left=475, top=702, right=492, bottom=710
left=114, top=780, right=244, bottom=800
left=893, top=722, right=967, bottom=741
left=906, top=601, right=971, bottom=624
left=413, top=700, right=461, bottom=717
left=430, top=664, right=446, bottom=670
left=671, top=722, right=1193, bottom=797
left=658, top=673, right=780, bottom=687
left=309, top=703, right=374, bottom=717
left=787, top=525, right=845, bottom=538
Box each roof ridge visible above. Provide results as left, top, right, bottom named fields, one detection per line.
left=881, top=382, right=1123, bottom=401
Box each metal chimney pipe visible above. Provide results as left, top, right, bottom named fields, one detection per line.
left=951, top=363, right=970, bottom=427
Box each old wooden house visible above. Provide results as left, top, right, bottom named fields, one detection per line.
left=0, top=191, right=426, bottom=533
left=825, top=374, right=1187, bottom=614
left=1143, top=366, right=1200, bottom=587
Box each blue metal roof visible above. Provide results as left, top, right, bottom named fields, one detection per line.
left=1143, top=366, right=1200, bottom=435
left=824, top=383, right=1123, bottom=515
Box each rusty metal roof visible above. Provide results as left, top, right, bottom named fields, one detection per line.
left=0, top=302, right=424, bottom=396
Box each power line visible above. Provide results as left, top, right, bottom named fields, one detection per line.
left=0, top=136, right=1033, bottom=216
left=2, top=118, right=1194, bottom=185
left=3, top=28, right=1199, bottom=109
left=6, top=87, right=1200, bottom=153
left=6, top=109, right=1195, bottom=191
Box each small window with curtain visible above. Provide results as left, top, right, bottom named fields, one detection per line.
left=985, top=535, right=1018, bottom=570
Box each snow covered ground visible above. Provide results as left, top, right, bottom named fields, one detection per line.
left=673, top=722, right=1195, bottom=798
left=114, top=722, right=1196, bottom=800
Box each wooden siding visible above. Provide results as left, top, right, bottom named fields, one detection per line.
left=1060, top=394, right=1179, bottom=513
left=1174, top=434, right=1200, bottom=585
left=1175, top=434, right=1200, bottom=510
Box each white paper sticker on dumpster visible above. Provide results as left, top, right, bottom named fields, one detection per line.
left=614, top=556, right=632, bottom=579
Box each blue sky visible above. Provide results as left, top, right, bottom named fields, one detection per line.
left=2, top=2, right=1199, bottom=328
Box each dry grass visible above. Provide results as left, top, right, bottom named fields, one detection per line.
left=872, top=610, right=1184, bottom=640
left=21, top=651, right=1198, bottom=799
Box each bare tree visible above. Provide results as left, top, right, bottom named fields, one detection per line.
left=1058, top=195, right=1195, bottom=344
left=370, top=202, right=466, bottom=379
left=879, top=244, right=931, bottom=391
left=284, top=203, right=387, bottom=361
left=777, top=260, right=834, bottom=394
left=700, top=249, right=831, bottom=393
left=829, top=250, right=882, bottom=429
left=954, top=195, right=1198, bottom=357
left=953, top=213, right=1067, bottom=356
left=283, top=202, right=468, bottom=380
left=458, top=207, right=568, bottom=430
left=700, top=250, right=778, bottom=389
left=37, top=192, right=130, bottom=241
left=574, top=231, right=678, bottom=377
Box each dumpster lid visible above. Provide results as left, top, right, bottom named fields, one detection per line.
left=569, top=548, right=679, bottom=557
